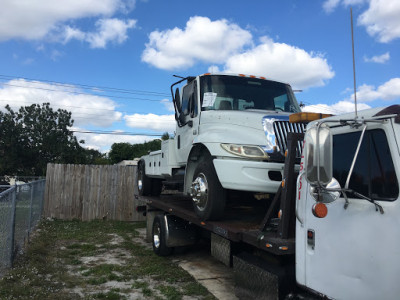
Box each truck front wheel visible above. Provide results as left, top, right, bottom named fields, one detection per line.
left=190, top=159, right=226, bottom=220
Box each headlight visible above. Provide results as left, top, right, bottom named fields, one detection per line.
left=221, top=143, right=269, bottom=159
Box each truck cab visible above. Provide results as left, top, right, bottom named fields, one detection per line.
left=297, top=105, right=400, bottom=299
left=138, top=73, right=304, bottom=220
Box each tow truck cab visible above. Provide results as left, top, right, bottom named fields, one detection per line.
left=297, top=105, right=400, bottom=299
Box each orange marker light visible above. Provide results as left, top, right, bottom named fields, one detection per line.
left=312, top=203, right=328, bottom=218
left=279, top=246, right=289, bottom=251
left=266, top=243, right=273, bottom=248
left=278, top=209, right=282, bottom=219
left=289, top=112, right=333, bottom=123
left=201, top=221, right=206, bottom=226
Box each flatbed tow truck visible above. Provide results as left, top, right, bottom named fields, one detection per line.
left=136, top=105, right=400, bottom=299
left=137, top=132, right=304, bottom=299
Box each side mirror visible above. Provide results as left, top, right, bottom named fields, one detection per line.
left=304, top=123, right=332, bottom=186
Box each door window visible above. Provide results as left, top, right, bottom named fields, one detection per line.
left=181, top=81, right=198, bottom=120
left=333, top=129, right=399, bottom=201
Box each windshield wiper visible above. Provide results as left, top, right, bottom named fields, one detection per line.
left=343, top=189, right=384, bottom=214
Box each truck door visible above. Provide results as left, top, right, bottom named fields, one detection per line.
left=175, top=79, right=200, bottom=165
left=298, top=124, right=400, bottom=299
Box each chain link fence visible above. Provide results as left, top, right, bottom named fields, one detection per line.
left=0, top=180, right=46, bottom=277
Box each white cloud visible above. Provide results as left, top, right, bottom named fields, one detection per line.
left=86, top=18, right=137, bottom=48
left=364, top=52, right=390, bottom=63
left=322, top=0, right=368, bottom=13
left=208, top=65, right=221, bottom=73
left=322, top=0, right=400, bottom=43
left=0, top=0, right=133, bottom=41
left=358, top=0, right=400, bottom=43
left=303, top=101, right=371, bottom=115
left=161, top=99, right=174, bottom=112
left=142, top=17, right=334, bottom=89
left=0, top=0, right=136, bottom=48
left=124, top=113, right=175, bottom=132
left=0, top=79, right=122, bottom=127
left=222, top=37, right=335, bottom=89
left=63, top=26, right=86, bottom=43
left=50, top=50, right=63, bottom=61
left=63, top=18, right=137, bottom=48
left=345, top=78, right=400, bottom=102
left=73, top=128, right=159, bottom=152
left=141, top=16, right=253, bottom=70
left=303, top=77, right=400, bottom=115
left=323, top=0, right=341, bottom=13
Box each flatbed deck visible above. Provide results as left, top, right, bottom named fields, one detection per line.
left=141, top=192, right=295, bottom=255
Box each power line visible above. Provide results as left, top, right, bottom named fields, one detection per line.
left=0, top=74, right=170, bottom=97
left=0, top=82, right=168, bottom=102
left=0, top=98, right=173, bottom=116
left=72, top=130, right=169, bottom=136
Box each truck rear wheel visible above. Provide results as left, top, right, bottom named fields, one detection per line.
left=137, top=162, right=151, bottom=196
left=152, top=214, right=173, bottom=256
left=190, top=159, right=226, bottom=220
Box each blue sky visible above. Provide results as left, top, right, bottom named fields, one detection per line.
left=0, top=0, right=399, bottom=152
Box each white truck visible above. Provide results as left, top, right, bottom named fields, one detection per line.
left=296, top=104, right=400, bottom=299
left=137, top=73, right=304, bottom=220
left=137, top=104, right=400, bottom=299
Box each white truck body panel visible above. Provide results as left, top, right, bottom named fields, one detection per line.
left=142, top=74, right=301, bottom=195
left=296, top=109, right=400, bottom=299
left=213, top=158, right=284, bottom=192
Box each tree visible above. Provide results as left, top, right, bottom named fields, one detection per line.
left=0, top=103, right=88, bottom=176
left=109, top=143, right=135, bottom=165
left=161, top=132, right=171, bottom=141
left=108, top=139, right=162, bottom=164
left=83, top=148, right=110, bottom=165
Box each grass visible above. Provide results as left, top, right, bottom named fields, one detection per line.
left=0, top=219, right=216, bottom=299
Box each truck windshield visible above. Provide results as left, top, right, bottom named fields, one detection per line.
left=200, top=75, right=301, bottom=113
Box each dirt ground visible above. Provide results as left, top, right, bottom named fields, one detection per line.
left=0, top=219, right=220, bottom=300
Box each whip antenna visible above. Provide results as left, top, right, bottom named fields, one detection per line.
left=351, top=7, right=358, bottom=118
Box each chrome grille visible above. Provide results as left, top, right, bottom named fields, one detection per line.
left=273, top=121, right=306, bottom=157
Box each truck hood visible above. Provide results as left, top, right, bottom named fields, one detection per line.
left=200, top=110, right=291, bottom=130
left=197, top=110, right=291, bottom=148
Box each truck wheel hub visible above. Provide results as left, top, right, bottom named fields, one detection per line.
left=190, top=173, right=208, bottom=211
left=138, top=169, right=143, bottom=191
left=153, top=223, right=161, bottom=249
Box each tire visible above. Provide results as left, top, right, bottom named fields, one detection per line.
left=152, top=214, right=173, bottom=256
left=137, top=162, right=151, bottom=196
left=190, top=159, right=226, bottom=221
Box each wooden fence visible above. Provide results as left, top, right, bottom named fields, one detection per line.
left=44, top=163, right=145, bottom=221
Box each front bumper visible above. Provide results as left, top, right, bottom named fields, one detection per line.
left=213, top=158, right=285, bottom=193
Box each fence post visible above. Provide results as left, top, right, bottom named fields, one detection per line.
left=8, top=187, right=17, bottom=268
left=28, top=183, right=35, bottom=238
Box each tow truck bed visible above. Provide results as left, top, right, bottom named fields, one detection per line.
left=141, top=192, right=295, bottom=255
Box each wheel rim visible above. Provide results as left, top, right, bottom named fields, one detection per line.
left=190, top=173, right=208, bottom=211
left=138, top=168, right=143, bottom=192
left=153, top=222, right=161, bottom=249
